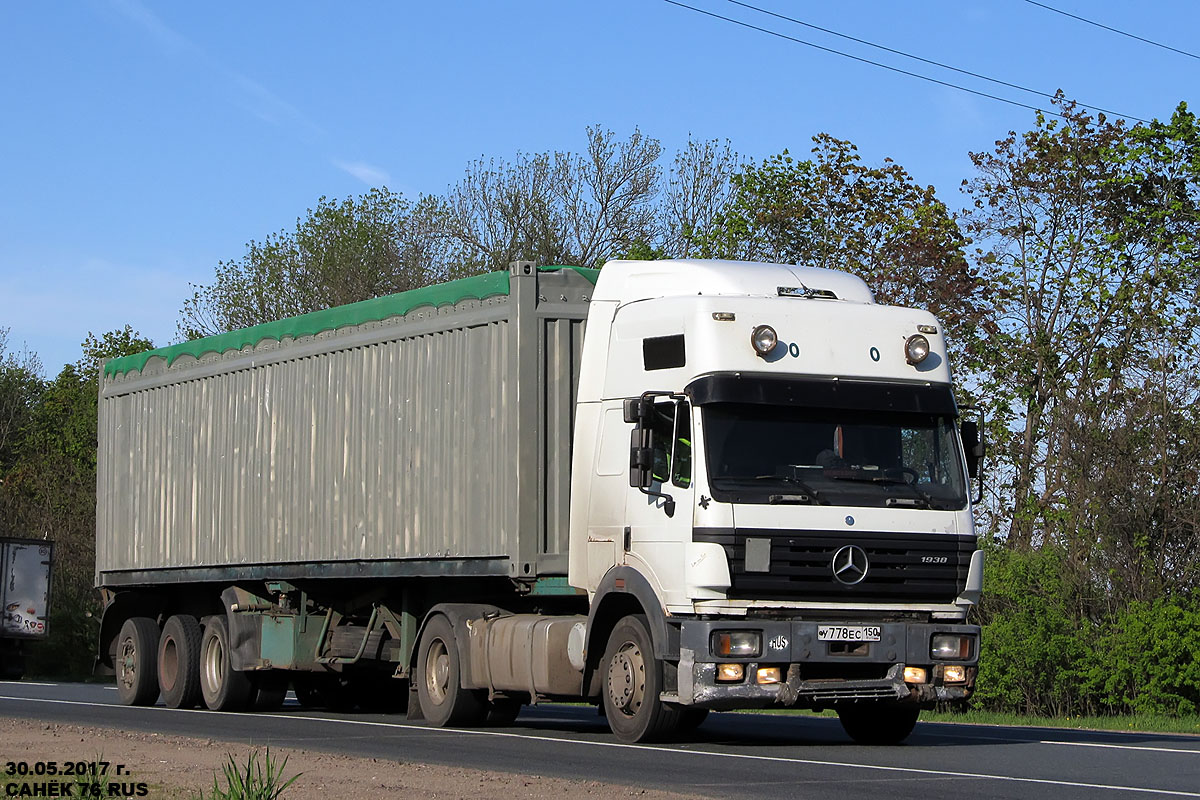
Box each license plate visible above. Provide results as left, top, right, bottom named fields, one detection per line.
left=818, top=625, right=882, bottom=642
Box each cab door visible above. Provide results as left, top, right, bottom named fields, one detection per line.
left=623, top=398, right=694, bottom=605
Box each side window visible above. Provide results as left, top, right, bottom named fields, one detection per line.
left=671, top=403, right=692, bottom=488
left=650, top=403, right=675, bottom=485
left=649, top=400, right=692, bottom=489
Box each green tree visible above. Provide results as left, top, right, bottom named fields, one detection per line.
left=3, top=328, right=154, bottom=677
left=963, top=97, right=1200, bottom=595
left=179, top=189, right=452, bottom=337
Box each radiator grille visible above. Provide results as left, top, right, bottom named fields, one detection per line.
left=693, top=528, right=974, bottom=602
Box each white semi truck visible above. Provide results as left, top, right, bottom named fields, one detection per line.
left=96, top=259, right=982, bottom=743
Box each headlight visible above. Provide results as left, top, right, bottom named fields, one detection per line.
left=931, top=634, right=972, bottom=660
left=903, top=666, right=928, bottom=684
left=711, top=630, right=762, bottom=658
left=751, top=325, right=778, bottom=356
left=943, top=665, right=968, bottom=684
left=905, top=334, right=930, bottom=365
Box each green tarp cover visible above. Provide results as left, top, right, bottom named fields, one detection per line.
left=105, top=266, right=598, bottom=378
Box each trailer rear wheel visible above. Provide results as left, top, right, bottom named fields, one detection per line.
left=416, top=614, right=484, bottom=726
left=601, top=614, right=681, bottom=742
left=199, top=616, right=252, bottom=711
left=837, top=705, right=920, bottom=745
left=157, top=615, right=202, bottom=709
left=248, top=672, right=288, bottom=711
left=116, top=617, right=160, bottom=706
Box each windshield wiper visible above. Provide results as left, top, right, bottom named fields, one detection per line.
left=827, top=473, right=947, bottom=509
left=752, top=475, right=827, bottom=505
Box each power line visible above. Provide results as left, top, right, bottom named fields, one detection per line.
left=1022, top=0, right=1200, bottom=61
left=724, top=0, right=1138, bottom=122
left=659, top=0, right=1149, bottom=124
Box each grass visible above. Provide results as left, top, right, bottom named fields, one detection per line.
left=918, top=709, right=1200, bottom=736
left=193, top=748, right=300, bottom=800
left=739, top=707, right=1200, bottom=735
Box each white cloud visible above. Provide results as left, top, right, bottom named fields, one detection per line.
left=333, top=159, right=392, bottom=187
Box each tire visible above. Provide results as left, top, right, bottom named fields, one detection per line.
left=199, top=616, right=253, bottom=711
left=292, top=675, right=326, bottom=708
left=354, top=675, right=409, bottom=714
left=157, top=615, right=203, bottom=709
left=416, top=614, right=485, bottom=726
left=115, top=617, right=160, bottom=706
left=837, top=705, right=920, bottom=745
left=677, top=707, right=709, bottom=731
left=484, top=697, right=522, bottom=726
left=248, top=672, right=288, bottom=711
left=601, top=614, right=681, bottom=743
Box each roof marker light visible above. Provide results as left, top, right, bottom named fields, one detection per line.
left=751, top=325, right=778, bottom=356
left=905, top=334, right=930, bottom=365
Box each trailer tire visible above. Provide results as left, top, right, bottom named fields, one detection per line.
left=199, top=616, right=253, bottom=712
left=837, top=705, right=920, bottom=745
left=157, top=615, right=202, bottom=709
left=249, top=672, right=288, bottom=711
left=416, top=614, right=484, bottom=726
left=601, top=614, right=681, bottom=743
left=115, top=617, right=160, bottom=706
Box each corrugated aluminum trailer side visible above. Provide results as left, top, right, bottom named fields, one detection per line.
left=96, top=263, right=593, bottom=589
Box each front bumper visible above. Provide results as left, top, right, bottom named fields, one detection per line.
left=673, top=618, right=978, bottom=710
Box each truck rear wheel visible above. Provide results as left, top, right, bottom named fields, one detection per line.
left=416, top=614, right=484, bottom=726
left=837, top=705, right=920, bottom=745
left=199, top=616, right=253, bottom=711
left=157, top=615, right=202, bottom=709
left=116, top=617, right=160, bottom=706
left=601, top=614, right=681, bottom=743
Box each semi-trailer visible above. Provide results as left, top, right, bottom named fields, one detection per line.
left=1, top=537, right=53, bottom=680
left=95, top=259, right=983, bottom=743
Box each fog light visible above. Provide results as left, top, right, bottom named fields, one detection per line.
left=903, top=666, right=928, bottom=684
left=717, top=663, right=745, bottom=682
left=712, top=630, right=762, bottom=658
left=905, top=334, right=930, bottom=365
left=943, top=665, right=968, bottom=684
left=751, top=325, right=778, bottom=356
left=931, top=634, right=972, bottom=660
left=756, top=667, right=782, bottom=684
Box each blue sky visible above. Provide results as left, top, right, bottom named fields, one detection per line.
left=2, top=0, right=1196, bottom=373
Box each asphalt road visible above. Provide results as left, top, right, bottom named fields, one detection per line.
left=2, top=680, right=1198, bottom=799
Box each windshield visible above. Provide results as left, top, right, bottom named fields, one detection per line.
left=702, top=403, right=968, bottom=509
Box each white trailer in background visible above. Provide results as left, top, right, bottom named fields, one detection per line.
left=96, top=259, right=983, bottom=743
left=1, top=537, right=53, bottom=679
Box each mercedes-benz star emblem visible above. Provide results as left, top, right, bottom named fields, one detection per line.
left=832, top=545, right=870, bottom=585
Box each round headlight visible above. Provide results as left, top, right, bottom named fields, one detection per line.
left=751, top=325, right=778, bottom=356
left=905, top=334, right=930, bottom=365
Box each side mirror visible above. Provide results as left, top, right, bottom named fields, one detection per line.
left=629, top=428, right=653, bottom=489
left=623, top=397, right=643, bottom=425
left=961, top=420, right=982, bottom=479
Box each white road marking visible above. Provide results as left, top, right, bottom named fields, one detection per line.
left=1041, top=740, right=1200, bottom=756
left=0, top=681, right=58, bottom=687
left=1, top=695, right=1197, bottom=798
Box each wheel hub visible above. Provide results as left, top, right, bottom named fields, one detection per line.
left=607, top=643, right=645, bottom=714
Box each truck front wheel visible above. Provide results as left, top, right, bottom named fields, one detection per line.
left=157, top=614, right=202, bottom=709
left=601, top=615, right=680, bottom=743
left=837, top=705, right=920, bottom=745
left=416, top=614, right=484, bottom=726
left=199, top=616, right=253, bottom=711
left=116, top=617, right=160, bottom=706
